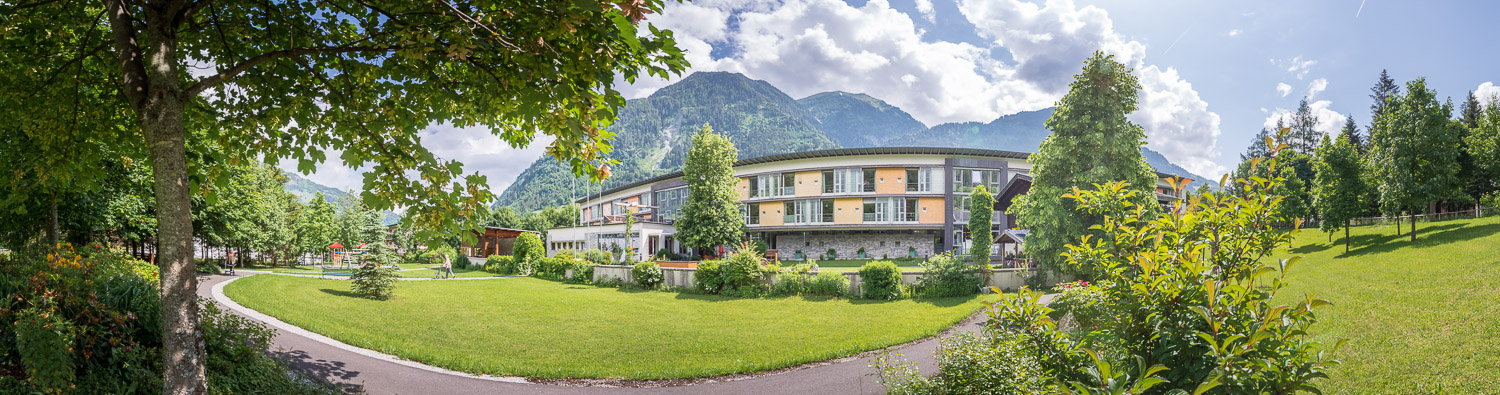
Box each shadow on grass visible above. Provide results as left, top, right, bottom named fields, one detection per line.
left=1338, top=222, right=1495, bottom=257
left=270, top=348, right=366, bottom=393
left=1291, top=242, right=1333, bottom=254
left=318, top=288, right=360, bottom=298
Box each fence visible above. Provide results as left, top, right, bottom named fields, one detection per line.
left=590, top=264, right=1063, bottom=297
left=1347, top=206, right=1498, bottom=227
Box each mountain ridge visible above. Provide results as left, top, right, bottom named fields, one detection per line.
left=495, top=71, right=1211, bottom=211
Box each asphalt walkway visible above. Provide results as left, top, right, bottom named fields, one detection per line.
left=199, top=272, right=1042, bottom=394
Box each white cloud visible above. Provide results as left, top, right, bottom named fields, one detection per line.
left=1276, top=82, right=1292, bottom=97
left=1273, top=56, right=1317, bottom=79
left=1262, top=100, right=1348, bottom=138
left=1228, top=29, right=1241, bottom=37
left=618, top=0, right=1224, bottom=178
left=1307, top=78, right=1328, bottom=99
left=914, top=0, right=936, bottom=23
left=1477, top=81, right=1500, bottom=107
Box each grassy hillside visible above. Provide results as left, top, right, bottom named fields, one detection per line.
left=1274, top=214, right=1500, bottom=394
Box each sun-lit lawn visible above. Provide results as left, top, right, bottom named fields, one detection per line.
left=225, top=275, right=997, bottom=379
left=1273, top=214, right=1500, bottom=394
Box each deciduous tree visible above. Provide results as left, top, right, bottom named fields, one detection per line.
left=675, top=124, right=742, bottom=255
left=1314, top=133, right=1367, bottom=251
left=1011, top=51, right=1157, bottom=278
left=1370, top=78, right=1462, bottom=241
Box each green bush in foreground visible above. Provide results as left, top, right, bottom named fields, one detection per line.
left=453, top=254, right=471, bottom=270
left=875, top=332, right=1046, bottom=394
left=807, top=271, right=849, bottom=297
left=887, top=143, right=1336, bottom=393
left=350, top=264, right=399, bottom=300
left=563, top=260, right=594, bottom=284
left=693, top=260, right=725, bottom=294
left=631, top=261, right=664, bottom=289
left=858, top=260, right=904, bottom=300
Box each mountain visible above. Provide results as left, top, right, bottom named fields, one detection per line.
left=282, top=171, right=401, bottom=226
left=798, top=91, right=926, bottom=147
left=496, top=71, right=1212, bottom=211
left=282, top=171, right=351, bottom=204
left=494, top=71, right=840, bottom=210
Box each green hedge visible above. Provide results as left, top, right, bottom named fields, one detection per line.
left=514, top=233, right=544, bottom=263
left=484, top=255, right=515, bottom=275
left=631, top=261, right=664, bottom=289
left=858, top=261, right=904, bottom=300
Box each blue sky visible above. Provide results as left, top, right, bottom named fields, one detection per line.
left=288, top=0, right=1499, bottom=196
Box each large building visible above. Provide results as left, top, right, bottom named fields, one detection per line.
left=546, top=147, right=1188, bottom=262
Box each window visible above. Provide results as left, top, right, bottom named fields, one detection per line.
left=862, top=168, right=876, bottom=192
left=653, top=188, right=689, bottom=221
left=752, top=173, right=792, bottom=198
left=822, top=170, right=834, bottom=193
left=905, top=197, right=919, bottom=222
left=906, top=168, right=919, bottom=191
left=748, top=176, right=760, bottom=198
left=825, top=168, right=870, bottom=194
left=821, top=199, right=835, bottom=223
left=953, top=168, right=1002, bottom=194
left=784, top=201, right=795, bottom=224
left=782, top=173, right=796, bottom=196
left=784, top=199, right=830, bottom=224
left=745, top=203, right=760, bottom=225
left=861, top=197, right=917, bottom=223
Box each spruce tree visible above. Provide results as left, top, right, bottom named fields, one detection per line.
left=1369, top=69, right=1401, bottom=132
left=1240, top=128, right=1274, bottom=162
left=1011, top=51, right=1156, bottom=277
left=1339, top=116, right=1365, bottom=154
left=1290, top=98, right=1321, bottom=154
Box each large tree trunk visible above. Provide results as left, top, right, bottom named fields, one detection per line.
left=1395, top=215, right=1401, bottom=236
left=108, top=1, right=208, bottom=393
left=1344, top=219, right=1350, bottom=253
left=1410, top=206, right=1417, bottom=242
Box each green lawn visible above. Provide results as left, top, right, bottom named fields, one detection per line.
left=225, top=275, right=997, bottom=379
left=1274, top=215, right=1500, bottom=394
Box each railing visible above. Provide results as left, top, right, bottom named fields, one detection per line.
left=1347, top=206, right=1497, bottom=227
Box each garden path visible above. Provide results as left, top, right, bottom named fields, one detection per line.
left=200, top=272, right=1047, bottom=394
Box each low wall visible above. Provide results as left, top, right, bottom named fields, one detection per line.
left=591, top=264, right=1055, bottom=296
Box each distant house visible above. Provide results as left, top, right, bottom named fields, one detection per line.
left=461, top=227, right=539, bottom=258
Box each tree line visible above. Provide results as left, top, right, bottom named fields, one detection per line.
left=1229, top=70, right=1500, bottom=249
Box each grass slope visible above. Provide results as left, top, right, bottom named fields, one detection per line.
left=225, top=276, right=997, bottom=379
left=1275, top=215, right=1500, bottom=394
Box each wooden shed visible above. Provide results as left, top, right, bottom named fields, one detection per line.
left=462, top=227, right=539, bottom=258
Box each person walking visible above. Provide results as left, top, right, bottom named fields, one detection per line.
left=225, top=250, right=237, bottom=276
left=442, top=254, right=455, bottom=279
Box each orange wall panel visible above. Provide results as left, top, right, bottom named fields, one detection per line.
left=736, top=177, right=750, bottom=201
left=834, top=198, right=863, bottom=224
left=918, top=197, right=946, bottom=224
left=795, top=170, right=823, bottom=197
left=875, top=168, right=906, bottom=194
left=759, top=201, right=785, bottom=226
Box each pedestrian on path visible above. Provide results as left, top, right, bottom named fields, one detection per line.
left=442, top=254, right=454, bottom=279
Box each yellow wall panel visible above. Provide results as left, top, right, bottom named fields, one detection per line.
left=736, top=178, right=750, bottom=201
left=834, top=198, right=863, bottom=224
left=795, top=170, right=823, bottom=197
left=918, top=197, right=946, bottom=224
left=875, top=168, right=907, bottom=194
left=758, top=201, right=785, bottom=226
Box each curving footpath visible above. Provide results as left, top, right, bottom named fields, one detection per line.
left=200, top=272, right=1049, bottom=394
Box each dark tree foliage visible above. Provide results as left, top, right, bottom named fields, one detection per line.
left=1369, top=69, right=1401, bottom=132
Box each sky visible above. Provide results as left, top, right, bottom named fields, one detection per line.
left=285, top=0, right=1500, bottom=200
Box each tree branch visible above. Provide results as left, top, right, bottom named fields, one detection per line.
left=105, top=0, right=148, bottom=110
left=176, top=0, right=214, bottom=25
left=184, top=45, right=397, bottom=97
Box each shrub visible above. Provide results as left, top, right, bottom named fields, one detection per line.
left=584, top=248, right=609, bottom=264
left=770, top=273, right=808, bottom=296
left=514, top=233, right=544, bottom=262
left=533, top=257, right=569, bottom=278
left=195, top=259, right=222, bottom=274
left=553, top=249, right=578, bottom=261
left=693, top=260, right=725, bottom=294
left=719, top=244, right=767, bottom=294
left=807, top=271, right=850, bottom=297
left=972, top=149, right=1338, bottom=392
left=874, top=332, right=1048, bottom=394
left=858, top=260, right=904, bottom=300
left=15, top=306, right=77, bottom=392
left=564, top=260, right=594, bottom=284
left=350, top=264, right=399, bottom=300
left=654, top=248, right=675, bottom=260
left=912, top=252, right=982, bottom=298
left=484, top=255, right=513, bottom=274
left=453, top=254, right=471, bottom=270
left=201, top=300, right=342, bottom=394
left=751, top=239, right=769, bottom=257
left=631, top=261, right=664, bottom=289
left=826, top=248, right=837, bottom=260
left=1048, top=280, right=1114, bottom=332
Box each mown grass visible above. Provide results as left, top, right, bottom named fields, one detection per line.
left=225, top=275, right=997, bottom=379
left=1274, top=215, right=1500, bottom=394
left=267, top=263, right=494, bottom=278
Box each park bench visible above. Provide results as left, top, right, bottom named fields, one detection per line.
left=320, top=266, right=357, bottom=279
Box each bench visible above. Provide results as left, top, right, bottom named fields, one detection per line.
left=320, top=266, right=357, bottom=279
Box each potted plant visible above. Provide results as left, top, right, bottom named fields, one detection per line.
left=908, top=246, right=917, bottom=259
left=857, top=247, right=867, bottom=259
left=794, top=249, right=804, bottom=260
left=827, top=248, right=837, bottom=260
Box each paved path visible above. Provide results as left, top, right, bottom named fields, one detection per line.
left=200, top=272, right=1045, bottom=394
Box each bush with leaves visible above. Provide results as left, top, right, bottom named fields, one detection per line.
left=718, top=244, right=767, bottom=296
left=483, top=255, right=513, bottom=274
left=912, top=252, right=982, bottom=298
left=584, top=248, right=609, bottom=264
left=858, top=260, right=904, bottom=300
left=553, top=249, right=578, bottom=261
left=807, top=271, right=849, bottom=297
left=514, top=233, right=544, bottom=264
left=693, top=260, right=725, bottom=294
left=564, top=260, right=594, bottom=284
left=953, top=146, right=1338, bottom=393
left=631, top=261, right=664, bottom=289
left=1048, top=280, right=1115, bottom=333
left=453, top=254, right=471, bottom=270
left=874, top=331, right=1048, bottom=394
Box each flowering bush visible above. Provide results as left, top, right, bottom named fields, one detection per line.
left=630, top=261, right=664, bottom=289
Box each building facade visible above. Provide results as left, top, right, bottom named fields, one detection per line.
left=546, top=147, right=1187, bottom=262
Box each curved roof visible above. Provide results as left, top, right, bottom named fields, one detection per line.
left=574, top=147, right=1189, bottom=203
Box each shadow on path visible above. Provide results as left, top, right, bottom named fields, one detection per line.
left=272, top=348, right=367, bottom=394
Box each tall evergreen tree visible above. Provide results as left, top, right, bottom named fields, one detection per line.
left=1011, top=51, right=1157, bottom=277
left=1466, top=100, right=1500, bottom=202
left=1314, top=133, right=1368, bottom=252
left=675, top=124, right=743, bottom=254
left=1240, top=127, right=1275, bottom=162
left=1339, top=115, right=1365, bottom=154
left=1289, top=98, right=1321, bottom=154
left=1369, top=69, right=1401, bottom=132
left=1370, top=78, right=1463, bottom=241
left=1461, top=91, right=1483, bottom=128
